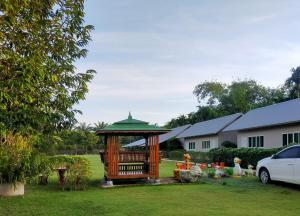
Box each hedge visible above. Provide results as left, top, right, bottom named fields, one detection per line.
left=209, top=148, right=280, bottom=168
left=50, top=156, right=91, bottom=190
left=167, top=150, right=211, bottom=163
left=167, top=147, right=282, bottom=168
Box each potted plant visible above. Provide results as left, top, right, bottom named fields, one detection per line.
left=0, top=133, right=32, bottom=196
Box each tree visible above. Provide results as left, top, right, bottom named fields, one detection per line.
left=75, top=122, right=93, bottom=132
left=285, top=66, right=300, bottom=98
left=194, top=80, right=286, bottom=113
left=93, top=121, right=109, bottom=131
left=0, top=0, right=95, bottom=135
left=193, top=81, right=225, bottom=106
left=166, top=79, right=286, bottom=128
left=165, top=114, right=189, bottom=128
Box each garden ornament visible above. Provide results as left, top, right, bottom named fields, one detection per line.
left=190, top=165, right=202, bottom=176
left=246, top=165, right=254, bottom=176
left=215, top=165, right=223, bottom=178
left=184, top=153, right=192, bottom=170
left=233, top=157, right=242, bottom=177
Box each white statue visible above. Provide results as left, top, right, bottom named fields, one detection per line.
left=215, top=165, right=223, bottom=177
left=233, top=157, right=242, bottom=176
left=246, top=165, right=254, bottom=176
left=190, top=165, right=202, bottom=176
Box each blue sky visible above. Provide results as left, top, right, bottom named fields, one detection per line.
left=75, top=0, right=300, bottom=126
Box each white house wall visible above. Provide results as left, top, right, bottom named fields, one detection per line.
left=237, top=124, right=300, bottom=148
left=183, top=136, right=219, bottom=152
left=218, top=131, right=238, bottom=145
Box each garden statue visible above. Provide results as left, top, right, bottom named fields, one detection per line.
left=233, top=157, right=242, bottom=177
left=184, top=153, right=192, bottom=170
left=190, top=165, right=202, bottom=176
left=215, top=165, right=223, bottom=178
left=174, top=153, right=199, bottom=182
left=246, top=165, right=254, bottom=176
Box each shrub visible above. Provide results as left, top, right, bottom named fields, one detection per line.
left=160, top=138, right=184, bottom=151
left=188, top=151, right=211, bottom=163
left=168, top=150, right=185, bottom=161
left=28, top=153, right=53, bottom=184
left=0, top=133, right=32, bottom=184
left=50, top=156, right=91, bottom=190
left=221, top=141, right=237, bottom=148
left=224, top=167, right=233, bottom=176
left=206, top=168, right=216, bottom=178
left=167, top=150, right=211, bottom=163
left=209, top=147, right=279, bottom=168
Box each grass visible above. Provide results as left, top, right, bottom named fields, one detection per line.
left=1, top=155, right=300, bottom=216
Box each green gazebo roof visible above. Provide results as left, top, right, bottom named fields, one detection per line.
left=96, top=113, right=169, bottom=135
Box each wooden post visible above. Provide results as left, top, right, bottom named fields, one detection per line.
left=149, top=135, right=159, bottom=179
left=107, top=135, right=119, bottom=180
left=144, top=135, right=149, bottom=174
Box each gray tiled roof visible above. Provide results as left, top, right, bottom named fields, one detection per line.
left=176, top=113, right=243, bottom=138
left=223, top=99, right=300, bottom=132
left=123, top=124, right=191, bottom=148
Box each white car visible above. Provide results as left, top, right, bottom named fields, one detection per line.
left=256, top=145, right=300, bottom=185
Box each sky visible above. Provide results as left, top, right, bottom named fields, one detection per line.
left=74, top=0, right=300, bottom=126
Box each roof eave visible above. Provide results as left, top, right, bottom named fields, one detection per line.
left=230, top=120, right=300, bottom=132
left=96, top=129, right=170, bottom=135
left=177, top=132, right=218, bottom=139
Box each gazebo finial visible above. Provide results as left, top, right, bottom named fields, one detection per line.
left=128, top=112, right=132, bottom=120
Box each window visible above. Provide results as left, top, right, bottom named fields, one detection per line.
left=295, top=133, right=299, bottom=144
left=248, top=136, right=264, bottom=147
left=283, top=134, right=287, bottom=146
left=282, top=132, right=300, bottom=146
left=276, top=147, right=300, bottom=159
left=202, top=140, right=210, bottom=149
left=188, top=142, right=195, bottom=150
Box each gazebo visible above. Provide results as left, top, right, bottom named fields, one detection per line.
left=96, top=113, right=169, bottom=183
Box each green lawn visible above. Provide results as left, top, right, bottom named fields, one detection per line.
left=1, top=155, right=300, bottom=216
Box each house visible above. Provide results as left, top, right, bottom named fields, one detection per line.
left=223, top=99, right=300, bottom=149
left=123, top=124, right=191, bottom=148
left=176, top=113, right=243, bottom=152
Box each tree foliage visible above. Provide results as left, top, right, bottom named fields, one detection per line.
left=194, top=79, right=286, bottom=113
left=0, top=0, right=95, bottom=135
left=285, top=66, right=300, bottom=99
left=33, top=124, right=99, bottom=155
left=166, top=79, right=287, bottom=128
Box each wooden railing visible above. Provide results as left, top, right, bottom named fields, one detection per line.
left=100, top=151, right=149, bottom=177
left=118, top=162, right=146, bottom=175
left=118, top=151, right=146, bottom=163
left=100, top=151, right=146, bottom=163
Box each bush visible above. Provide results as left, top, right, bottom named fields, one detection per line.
left=167, top=150, right=185, bottom=161
left=28, top=153, right=53, bottom=184
left=160, top=138, right=184, bottom=151
left=209, top=148, right=279, bottom=168
left=206, top=168, right=216, bottom=178
left=221, top=141, right=237, bottom=148
left=187, top=151, right=211, bottom=163
left=167, top=150, right=211, bottom=163
left=224, top=167, right=233, bottom=176
left=50, top=156, right=91, bottom=190
left=0, top=133, right=32, bottom=184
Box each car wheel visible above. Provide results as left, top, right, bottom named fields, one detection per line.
left=259, top=168, right=270, bottom=184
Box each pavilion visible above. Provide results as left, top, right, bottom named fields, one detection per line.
left=96, top=113, right=169, bottom=184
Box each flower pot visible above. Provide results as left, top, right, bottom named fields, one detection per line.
left=0, top=182, right=25, bottom=197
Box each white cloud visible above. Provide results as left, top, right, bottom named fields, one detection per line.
left=76, top=0, right=300, bottom=125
